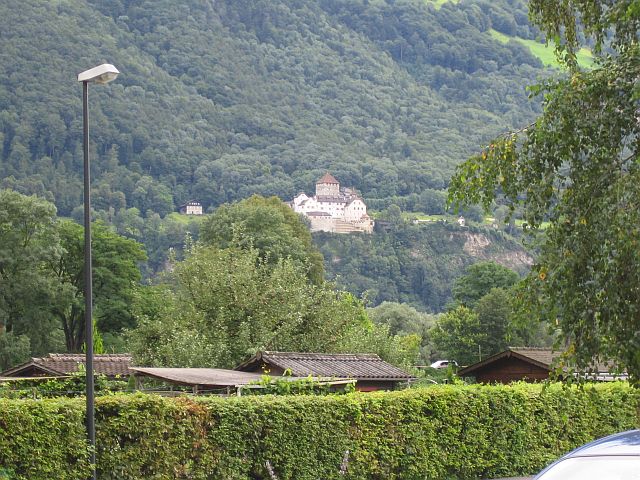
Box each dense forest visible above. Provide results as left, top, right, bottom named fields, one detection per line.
left=1, top=0, right=545, bottom=216
left=0, top=0, right=550, bottom=305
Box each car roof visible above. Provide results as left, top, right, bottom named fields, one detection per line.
left=566, top=430, right=640, bottom=457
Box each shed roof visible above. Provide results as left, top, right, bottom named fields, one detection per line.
left=1, top=353, right=132, bottom=377
left=130, top=367, right=268, bottom=387
left=458, top=348, right=555, bottom=377
left=317, top=172, right=339, bottom=185
left=458, top=347, right=623, bottom=378
left=235, top=351, right=414, bottom=381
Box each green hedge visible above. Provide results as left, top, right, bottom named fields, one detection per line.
left=0, top=383, right=638, bottom=479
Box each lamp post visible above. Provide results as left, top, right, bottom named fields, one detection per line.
left=77, top=63, right=119, bottom=480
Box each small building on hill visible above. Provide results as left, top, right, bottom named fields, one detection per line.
left=291, top=173, right=374, bottom=234
left=458, top=347, right=626, bottom=383
left=179, top=201, right=203, bottom=215
left=0, top=353, right=133, bottom=379
left=235, top=351, right=414, bottom=391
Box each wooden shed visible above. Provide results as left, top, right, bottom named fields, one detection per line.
left=458, top=347, right=627, bottom=383
left=0, top=353, right=132, bottom=379
left=235, top=351, right=415, bottom=391
left=458, top=348, right=554, bottom=383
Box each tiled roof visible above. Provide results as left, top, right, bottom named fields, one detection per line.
left=1, top=353, right=133, bottom=377
left=236, top=351, right=414, bottom=381
left=317, top=172, right=339, bottom=185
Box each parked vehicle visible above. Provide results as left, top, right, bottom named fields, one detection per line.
left=533, top=429, right=640, bottom=479
left=429, top=360, right=458, bottom=369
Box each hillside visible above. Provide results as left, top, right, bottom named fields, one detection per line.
left=0, top=0, right=552, bottom=281
left=0, top=0, right=545, bottom=216
left=316, top=220, right=531, bottom=312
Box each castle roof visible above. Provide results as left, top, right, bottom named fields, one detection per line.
left=317, top=172, right=339, bottom=185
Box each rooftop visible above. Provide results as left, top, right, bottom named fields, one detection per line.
left=1, top=353, right=133, bottom=377
left=236, top=351, right=414, bottom=381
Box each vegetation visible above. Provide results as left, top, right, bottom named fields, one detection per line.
left=317, top=216, right=529, bottom=312
left=0, top=0, right=552, bottom=274
left=0, top=383, right=637, bottom=479
left=200, top=195, right=325, bottom=284
left=0, top=190, right=146, bottom=366
left=449, top=0, right=640, bottom=380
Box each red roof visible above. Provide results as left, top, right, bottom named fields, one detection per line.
left=316, top=172, right=339, bottom=185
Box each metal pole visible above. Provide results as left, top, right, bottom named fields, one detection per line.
left=82, top=80, right=96, bottom=480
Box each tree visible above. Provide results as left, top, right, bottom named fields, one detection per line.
left=452, top=261, right=519, bottom=308
left=129, top=245, right=416, bottom=368
left=430, top=306, right=483, bottom=366
left=449, top=2, right=640, bottom=379
left=200, top=195, right=324, bottom=284
left=367, top=301, right=436, bottom=364
left=49, top=220, right=146, bottom=352
left=0, top=189, right=63, bottom=355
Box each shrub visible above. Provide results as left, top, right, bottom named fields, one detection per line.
left=0, top=383, right=637, bottom=479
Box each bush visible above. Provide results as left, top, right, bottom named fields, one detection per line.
left=0, top=383, right=637, bottom=479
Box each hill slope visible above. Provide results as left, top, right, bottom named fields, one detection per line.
left=1, top=0, right=544, bottom=218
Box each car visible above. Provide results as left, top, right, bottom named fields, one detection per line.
left=430, top=360, right=458, bottom=369
left=533, top=429, right=640, bottom=479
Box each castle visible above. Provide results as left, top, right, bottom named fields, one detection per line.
left=291, top=173, right=374, bottom=234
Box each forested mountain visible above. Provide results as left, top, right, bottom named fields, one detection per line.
left=0, top=0, right=551, bottom=304
left=1, top=0, right=544, bottom=219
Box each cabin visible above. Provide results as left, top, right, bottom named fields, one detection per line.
left=458, top=347, right=627, bottom=383
left=0, top=353, right=133, bottom=379
left=235, top=351, right=415, bottom=392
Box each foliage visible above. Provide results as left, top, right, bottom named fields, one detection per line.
left=367, top=301, right=437, bottom=364
left=0, top=383, right=638, bottom=479
left=430, top=306, right=484, bottom=365
left=129, top=245, right=415, bottom=368
left=51, top=220, right=147, bottom=351
left=0, top=190, right=145, bottom=360
left=0, top=190, right=62, bottom=355
left=0, top=0, right=548, bottom=270
left=449, top=1, right=640, bottom=379
left=200, top=195, right=324, bottom=284
left=0, top=371, right=128, bottom=399
left=0, top=331, right=30, bottom=372
left=451, top=260, right=520, bottom=308
left=242, top=372, right=356, bottom=396
left=317, top=220, right=528, bottom=312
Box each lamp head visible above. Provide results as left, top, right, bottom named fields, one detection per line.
left=78, top=64, right=120, bottom=84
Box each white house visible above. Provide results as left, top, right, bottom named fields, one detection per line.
left=179, top=201, right=203, bottom=215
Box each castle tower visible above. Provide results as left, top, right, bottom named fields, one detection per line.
left=316, top=172, right=340, bottom=197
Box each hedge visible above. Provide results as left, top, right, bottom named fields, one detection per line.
left=0, top=383, right=638, bottom=479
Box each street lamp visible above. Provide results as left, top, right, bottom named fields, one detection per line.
left=77, top=63, right=119, bottom=480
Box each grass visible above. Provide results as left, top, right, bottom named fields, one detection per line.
left=489, top=29, right=593, bottom=69
left=426, top=0, right=460, bottom=9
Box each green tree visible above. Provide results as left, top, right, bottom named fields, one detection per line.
left=449, top=1, right=640, bottom=379
left=452, top=261, right=519, bottom=308
left=0, top=330, right=31, bottom=371
left=430, top=306, right=483, bottom=365
left=0, top=189, right=63, bottom=355
left=50, top=220, right=146, bottom=352
left=200, top=195, right=324, bottom=284
left=367, top=301, right=436, bottom=364
left=129, top=246, right=414, bottom=368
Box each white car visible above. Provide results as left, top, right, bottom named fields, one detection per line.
left=430, top=360, right=458, bottom=369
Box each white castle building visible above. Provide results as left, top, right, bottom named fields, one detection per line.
left=292, top=173, right=374, bottom=233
